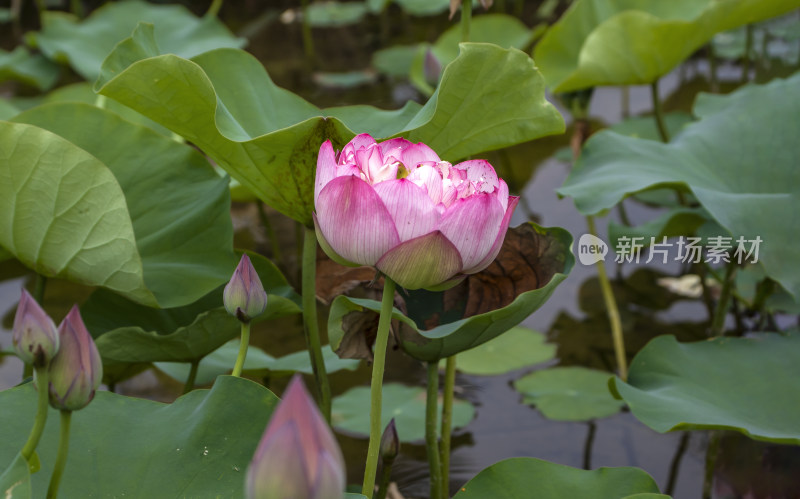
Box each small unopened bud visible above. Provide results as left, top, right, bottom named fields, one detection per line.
left=246, top=375, right=345, bottom=499
left=424, top=48, right=442, bottom=86
left=12, top=289, right=59, bottom=368
left=223, top=254, right=267, bottom=323
left=48, top=306, right=103, bottom=411
left=380, top=418, right=399, bottom=464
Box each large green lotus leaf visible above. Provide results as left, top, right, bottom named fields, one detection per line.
left=0, top=376, right=278, bottom=497
left=559, top=75, right=800, bottom=299
left=0, top=120, right=153, bottom=305
left=95, top=25, right=564, bottom=225
left=331, top=383, right=475, bottom=442
left=453, top=457, right=661, bottom=498
left=610, top=333, right=800, bottom=445
left=0, top=453, right=31, bottom=499
left=534, top=0, right=797, bottom=92
left=156, top=341, right=360, bottom=386
left=607, top=206, right=709, bottom=250
left=329, top=223, right=574, bottom=362
left=392, top=0, right=450, bottom=16
left=514, top=366, right=624, bottom=421
left=0, top=47, right=59, bottom=90
left=29, top=0, right=244, bottom=82
left=443, top=326, right=556, bottom=376
left=8, top=103, right=237, bottom=307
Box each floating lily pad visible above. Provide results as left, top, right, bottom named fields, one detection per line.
left=0, top=47, right=59, bottom=90
left=372, top=44, right=419, bottom=76
left=453, top=457, right=662, bottom=498
left=96, top=25, right=564, bottom=225
left=329, top=223, right=573, bottom=362
left=448, top=327, right=556, bottom=376
left=332, top=383, right=475, bottom=442
left=392, top=0, right=450, bottom=16
left=29, top=0, right=244, bottom=81
left=0, top=376, right=278, bottom=497
left=610, top=333, right=800, bottom=445
left=306, top=1, right=369, bottom=27
left=514, top=366, right=624, bottom=421
left=559, top=74, right=800, bottom=299
left=534, top=0, right=796, bottom=92
left=3, top=103, right=237, bottom=307
left=155, top=341, right=359, bottom=386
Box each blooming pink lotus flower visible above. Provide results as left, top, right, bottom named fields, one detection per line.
left=12, top=289, right=59, bottom=368
left=313, top=134, right=518, bottom=290
left=246, top=375, right=345, bottom=499
left=48, top=306, right=103, bottom=411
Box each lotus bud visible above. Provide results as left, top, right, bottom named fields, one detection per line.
left=12, top=289, right=59, bottom=368
left=380, top=418, right=399, bottom=464
left=48, top=306, right=103, bottom=411
left=424, top=48, right=442, bottom=86
left=223, top=254, right=268, bottom=323
left=246, top=375, right=345, bottom=499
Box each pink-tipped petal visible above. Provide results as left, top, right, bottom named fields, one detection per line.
left=346, top=133, right=377, bottom=152
left=496, top=179, right=509, bottom=211
left=454, top=159, right=500, bottom=193
left=436, top=193, right=505, bottom=272
left=246, top=422, right=312, bottom=499
left=376, top=231, right=462, bottom=290
left=378, top=138, right=440, bottom=168
left=407, top=163, right=444, bottom=205
left=315, top=141, right=338, bottom=205
left=315, top=176, right=399, bottom=266
left=373, top=179, right=439, bottom=242
left=313, top=213, right=360, bottom=267
left=462, top=195, right=520, bottom=274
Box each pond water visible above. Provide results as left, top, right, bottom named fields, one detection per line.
left=1, top=3, right=798, bottom=498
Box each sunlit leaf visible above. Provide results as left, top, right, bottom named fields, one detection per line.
left=444, top=327, right=556, bottom=375
left=534, top=0, right=797, bottom=92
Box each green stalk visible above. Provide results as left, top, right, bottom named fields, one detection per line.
left=461, top=0, right=472, bottom=43
left=711, top=261, right=737, bottom=336
left=231, top=322, right=251, bottom=377
left=586, top=216, right=627, bottom=381
left=302, top=228, right=331, bottom=421
left=439, top=356, right=456, bottom=498
left=702, top=431, right=721, bottom=499
left=183, top=359, right=199, bottom=394
left=666, top=433, right=690, bottom=496
left=650, top=79, right=670, bottom=143
left=205, top=0, right=223, bottom=17
left=425, top=362, right=442, bottom=499
left=46, top=410, right=72, bottom=499
left=34, top=0, right=46, bottom=27
left=376, top=462, right=393, bottom=499
left=361, top=278, right=396, bottom=497
left=301, top=0, right=315, bottom=66
left=70, top=0, right=84, bottom=18
left=708, top=43, right=719, bottom=93
left=21, top=367, right=50, bottom=461
left=258, top=202, right=283, bottom=268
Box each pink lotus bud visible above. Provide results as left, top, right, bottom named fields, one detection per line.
left=12, top=289, right=59, bottom=368
left=48, top=306, right=103, bottom=411
left=246, top=375, right=345, bottom=499
left=313, top=134, right=518, bottom=290
left=223, top=254, right=268, bottom=323
left=424, top=48, right=442, bottom=86
left=380, top=418, right=399, bottom=464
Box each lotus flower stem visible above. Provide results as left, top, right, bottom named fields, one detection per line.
left=46, top=410, right=72, bottom=499
left=257, top=202, right=283, bottom=270
left=21, top=367, right=49, bottom=461
left=183, top=359, right=199, bottom=394
left=711, top=260, right=737, bottom=336
left=461, top=0, right=472, bottom=42
left=301, top=0, right=315, bottom=66
left=665, top=432, right=690, bottom=496
left=707, top=44, right=719, bottom=93
left=586, top=216, right=627, bottom=381
left=302, top=228, right=332, bottom=422
left=650, top=79, right=670, bottom=143
left=425, top=362, right=443, bottom=499
left=375, top=462, right=393, bottom=499
left=702, top=431, right=721, bottom=499
left=439, top=355, right=457, bottom=498
left=205, top=0, right=223, bottom=17
left=361, top=277, right=396, bottom=497
left=232, top=322, right=251, bottom=377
